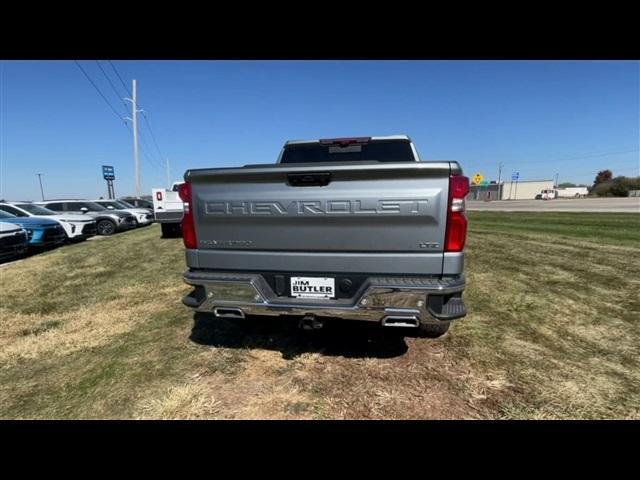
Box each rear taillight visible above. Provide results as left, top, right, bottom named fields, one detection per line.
left=156, top=191, right=163, bottom=201
left=178, top=182, right=197, bottom=249
left=444, top=174, right=469, bottom=252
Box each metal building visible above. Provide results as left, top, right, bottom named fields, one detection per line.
left=468, top=183, right=503, bottom=201
left=469, top=180, right=555, bottom=200
left=501, top=180, right=554, bottom=200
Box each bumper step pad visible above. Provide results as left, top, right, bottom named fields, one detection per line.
left=427, top=295, right=467, bottom=321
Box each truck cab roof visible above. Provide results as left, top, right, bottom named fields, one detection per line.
left=283, top=135, right=412, bottom=146
left=278, top=135, right=420, bottom=164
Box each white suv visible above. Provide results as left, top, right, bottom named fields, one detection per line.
left=0, top=202, right=97, bottom=242
left=91, top=199, right=154, bottom=226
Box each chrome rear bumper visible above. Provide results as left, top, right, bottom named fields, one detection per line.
left=182, top=271, right=466, bottom=325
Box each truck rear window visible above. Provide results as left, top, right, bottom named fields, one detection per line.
left=280, top=140, right=416, bottom=164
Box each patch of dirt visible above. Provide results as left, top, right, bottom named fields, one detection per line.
left=177, top=315, right=493, bottom=419
left=296, top=336, right=489, bottom=419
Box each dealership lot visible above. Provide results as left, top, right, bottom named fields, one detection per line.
left=1, top=212, right=639, bottom=419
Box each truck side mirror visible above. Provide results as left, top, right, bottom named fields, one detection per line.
left=107, top=206, right=115, bottom=209
left=80, top=207, right=89, bottom=213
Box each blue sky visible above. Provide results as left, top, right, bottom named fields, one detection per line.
left=1, top=60, right=638, bottom=200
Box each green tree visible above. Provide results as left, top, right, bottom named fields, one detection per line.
left=593, top=170, right=613, bottom=188
left=592, top=176, right=640, bottom=197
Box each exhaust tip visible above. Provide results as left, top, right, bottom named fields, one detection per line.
left=299, top=315, right=324, bottom=330
left=381, top=316, right=419, bottom=328
left=214, top=307, right=245, bottom=319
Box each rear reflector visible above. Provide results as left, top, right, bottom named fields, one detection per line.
left=178, top=182, right=197, bottom=249
left=156, top=191, right=162, bottom=201
left=444, top=175, right=469, bottom=252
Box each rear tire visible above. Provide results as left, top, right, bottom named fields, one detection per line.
left=417, top=322, right=450, bottom=338
left=97, top=220, right=116, bottom=236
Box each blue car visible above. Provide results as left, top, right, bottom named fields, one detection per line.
left=0, top=210, right=66, bottom=249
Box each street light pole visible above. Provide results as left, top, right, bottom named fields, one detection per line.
left=36, top=173, right=45, bottom=201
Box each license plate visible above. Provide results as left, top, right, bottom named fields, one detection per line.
left=290, top=277, right=335, bottom=299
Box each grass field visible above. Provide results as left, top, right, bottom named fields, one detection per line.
left=1, top=212, right=639, bottom=419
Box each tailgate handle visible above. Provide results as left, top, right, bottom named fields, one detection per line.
left=287, top=172, right=332, bottom=187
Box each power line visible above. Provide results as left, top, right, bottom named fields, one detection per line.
left=75, top=62, right=164, bottom=193
left=141, top=113, right=165, bottom=160
left=138, top=129, right=164, bottom=169
left=110, top=60, right=166, bottom=164
left=122, top=122, right=164, bottom=183
left=571, top=167, right=640, bottom=182
left=108, top=60, right=131, bottom=98
left=104, top=62, right=168, bottom=185
left=126, top=119, right=164, bottom=173
left=462, top=151, right=639, bottom=175
left=139, top=143, right=164, bottom=180
left=95, top=60, right=128, bottom=112
left=74, top=60, right=127, bottom=125
left=102, top=63, right=164, bottom=168
left=507, top=159, right=639, bottom=173
left=122, top=119, right=164, bottom=184
left=463, top=148, right=639, bottom=169
left=508, top=148, right=639, bottom=166
left=107, top=116, right=163, bottom=182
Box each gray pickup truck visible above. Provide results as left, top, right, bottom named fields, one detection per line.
left=180, top=135, right=469, bottom=338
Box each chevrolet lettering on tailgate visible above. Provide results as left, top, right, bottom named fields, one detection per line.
left=204, top=199, right=430, bottom=216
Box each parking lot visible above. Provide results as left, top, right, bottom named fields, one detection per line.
left=1, top=211, right=638, bottom=419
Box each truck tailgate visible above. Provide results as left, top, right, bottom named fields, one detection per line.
left=186, top=161, right=457, bottom=275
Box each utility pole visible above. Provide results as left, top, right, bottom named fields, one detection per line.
left=36, top=173, right=45, bottom=201
left=125, top=80, right=142, bottom=196
left=497, top=162, right=504, bottom=200
left=166, top=158, right=171, bottom=189
left=555, top=172, right=559, bottom=188
left=132, top=80, right=140, bottom=196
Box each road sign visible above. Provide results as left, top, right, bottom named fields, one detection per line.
left=511, top=172, right=519, bottom=181
left=102, top=166, right=115, bottom=199
left=471, top=173, right=484, bottom=185
left=102, top=165, right=115, bottom=180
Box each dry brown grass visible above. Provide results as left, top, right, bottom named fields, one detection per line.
left=136, top=348, right=319, bottom=419
left=0, top=285, right=182, bottom=367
